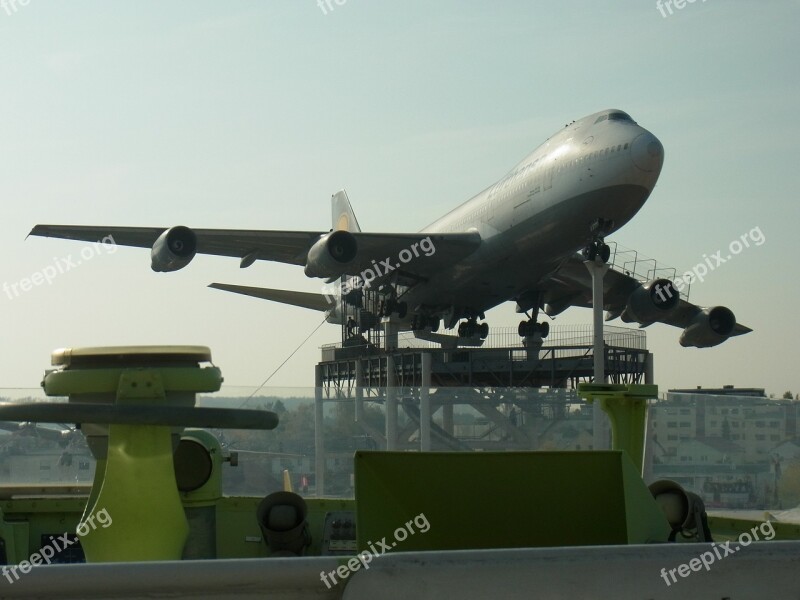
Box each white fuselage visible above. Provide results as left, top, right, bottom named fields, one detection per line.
left=400, top=109, right=664, bottom=319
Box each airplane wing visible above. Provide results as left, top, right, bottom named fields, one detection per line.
left=29, top=225, right=322, bottom=266
left=28, top=225, right=481, bottom=278
left=539, top=253, right=751, bottom=347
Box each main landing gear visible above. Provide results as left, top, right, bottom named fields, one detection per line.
left=378, top=297, right=407, bottom=318
left=411, top=315, right=440, bottom=332
left=457, top=317, right=489, bottom=340
left=516, top=291, right=550, bottom=340
left=518, top=320, right=549, bottom=338
left=377, top=285, right=407, bottom=318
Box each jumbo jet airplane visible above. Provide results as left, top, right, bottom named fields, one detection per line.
left=30, top=109, right=750, bottom=347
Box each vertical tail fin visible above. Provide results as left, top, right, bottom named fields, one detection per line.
left=332, top=190, right=362, bottom=232
left=330, top=191, right=359, bottom=329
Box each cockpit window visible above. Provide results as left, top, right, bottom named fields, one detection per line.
left=594, top=115, right=608, bottom=124
left=607, top=111, right=633, bottom=122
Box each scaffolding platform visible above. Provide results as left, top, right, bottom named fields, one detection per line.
left=321, top=341, right=648, bottom=390
left=320, top=324, right=649, bottom=388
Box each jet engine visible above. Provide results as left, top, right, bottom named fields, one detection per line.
left=304, top=231, right=358, bottom=278
left=679, top=306, right=737, bottom=348
left=620, top=279, right=679, bottom=325
left=150, top=226, right=197, bottom=272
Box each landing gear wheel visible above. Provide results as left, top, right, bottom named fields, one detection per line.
left=582, top=241, right=611, bottom=264
left=380, top=298, right=407, bottom=318
left=539, top=321, right=549, bottom=338
left=479, top=322, right=489, bottom=339
left=458, top=320, right=482, bottom=338
left=518, top=320, right=530, bottom=337
left=519, top=320, right=549, bottom=338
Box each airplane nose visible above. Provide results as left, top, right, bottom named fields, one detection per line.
left=631, top=132, right=664, bottom=172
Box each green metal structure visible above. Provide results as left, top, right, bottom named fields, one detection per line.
left=0, top=348, right=799, bottom=599
left=354, top=450, right=673, bottom=551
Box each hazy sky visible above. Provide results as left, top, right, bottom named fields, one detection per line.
left=0, top=1, right=798, bottom=397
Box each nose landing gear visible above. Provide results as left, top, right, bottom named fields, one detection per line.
left=582, top=240, right=611, bottom=263
left=581, top=217, right=614, bottom=264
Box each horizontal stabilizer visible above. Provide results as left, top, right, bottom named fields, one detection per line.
left=209, top=283, right=335, bottom=312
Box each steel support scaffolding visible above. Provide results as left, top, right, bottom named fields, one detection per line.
left=314, top=328, right=652, bottom=479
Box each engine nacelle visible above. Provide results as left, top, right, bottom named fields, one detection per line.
left=680, top=306, right=737, bottom=348
left=620, top=278, right=680, bottom=325
left=150, top=226, right=197, bottom=272
left=304, top=230, right=358, bottom=278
